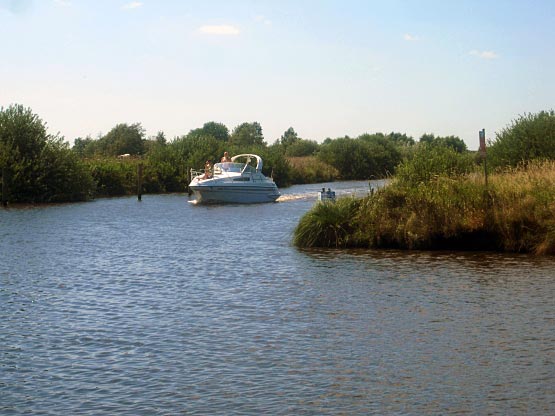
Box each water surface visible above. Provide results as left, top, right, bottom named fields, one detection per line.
left=1, top=181, right=554, bottom=414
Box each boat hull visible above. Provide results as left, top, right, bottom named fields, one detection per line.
left=190, top=184, right=280, bottom=204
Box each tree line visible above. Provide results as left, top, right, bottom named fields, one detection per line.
left=1, top=103, right=554, bottom=203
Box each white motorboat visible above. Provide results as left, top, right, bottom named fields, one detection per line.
left=188, top=154, right=280, bottom=204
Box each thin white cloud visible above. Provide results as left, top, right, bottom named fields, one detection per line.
left=403, top=33, right=420, bottom=41
left=54, top=0, right=71, bottom=7
left=254, top=15, right=272, bottom=25
left=469, top=50, right=499, bottom=59
left=122, top=2, right=143, bottom=10
left=198, top=25, right=240, bottom=35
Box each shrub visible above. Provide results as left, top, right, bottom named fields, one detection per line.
left=287, top=156, right=339, bottom=184
left=488, top=110, right=555, bottom=169
left=285, top=139, right=319, bottom=157
left=293, top=197, right=361, bottom=248
left=395, top=143, right=475, bottom=187
left=0, top=104, right=94, bottom=203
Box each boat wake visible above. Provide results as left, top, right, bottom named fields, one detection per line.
left=276, top=193, right=315, bottom=202
left=277, top=185, right=373, bottom=203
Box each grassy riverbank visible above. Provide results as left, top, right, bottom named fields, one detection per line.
left=294, top=160, right=555, bottom=255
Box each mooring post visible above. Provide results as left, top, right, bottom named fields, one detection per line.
left=1, top=168, right=8, bottom=207
left=137, top=163, right=143, bottom=201
left=187, top=167, right=192, bottom=195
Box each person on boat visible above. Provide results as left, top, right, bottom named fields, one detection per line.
left=201, top=160, right=212, bottom=179
left=221, top=151, right=231, bottom=162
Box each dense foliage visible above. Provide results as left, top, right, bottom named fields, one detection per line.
left=6, top=103, right=552, bottom=206
left=352, top=160, right=555, bottom=254
left=419, top=133, right=467, bottom=153
left=317, top=133, right=403, bottom=180
left=74, top=123, right=146, bottom=157
left=294, top=131, right=555, bottom=255
left=230, top=122, right=265, bottom=147
left=0, top=105, right=94, bottom=202
left=395, top=143, right=475, bottom=187
left=287, top=156, right=339, bottom=184
left=488, top=110, right=555, bottom=169
left=79, top=125, right=415, bottom=195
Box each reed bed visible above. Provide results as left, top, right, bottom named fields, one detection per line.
left=293, top=197, right=361, bottom=248
left=294, top=160, right=555, bottom=255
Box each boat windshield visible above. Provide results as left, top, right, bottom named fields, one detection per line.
left=214, top=162, right=243, bottom=173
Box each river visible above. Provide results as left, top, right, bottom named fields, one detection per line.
left=1, top=180, right=554, bottom=415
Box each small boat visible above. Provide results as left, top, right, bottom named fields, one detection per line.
left=318, top=188, right=336, bottom=202
left=188, top=154, right=280, bottom=204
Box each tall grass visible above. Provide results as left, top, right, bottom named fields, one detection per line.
left=293, top=197, right=361, bottom=248
left=487, top=160, right=555, bottom=254
left=294, top=160, right=555, bottom=255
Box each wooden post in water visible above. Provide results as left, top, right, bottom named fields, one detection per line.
left=187, top=167, right=192, bottom=195
left=137, top=163, right=143, bottom=201
left=1, top=168, right=8, bottom=207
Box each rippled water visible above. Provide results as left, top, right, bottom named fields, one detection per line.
left=1, top=181, right=554, bottom=415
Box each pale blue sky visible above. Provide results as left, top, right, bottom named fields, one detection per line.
left=1, top=0, right=554, bottom=149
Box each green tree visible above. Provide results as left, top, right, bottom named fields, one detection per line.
left=488, top=110, right=555, bottom=168
left=171, top=133, right=223, bottom=171
left=154, top=131, right=167, bottom=145
left=257, top=144, right=292, bottom=187
left=0, top=104, right=94, bottom=202
left=187, top=121, right=230, bottom=142
left=0, top=104, right=46, bottom=160
left=230, top=122, right=265, bottom=147
left=98, top=123, right=146, bottom=156
left=36, top=137, right=95, bottom=201
left=395, top=143, right=475, bottom=187
left=441, top=136, right=467, bottom=153
left=285, top=139, right=319, bottom=157
left=73, top=136, right=96, bottom=157
left=0, top=104, right=49, bottom=201
left=387, top=132, right=415, bottom=146
left=420, top=133, right=467, bottom=153
left=419, top=133, right=436, bottom=145
left=201, top=121, right=230, bottom=142
left=318, top=137, right=377, bottom=180
left=419, top=133, right=467, bottom=153
left=358, top=134, right=402, bottom=175
left=279, top=127, right=300, bottom=147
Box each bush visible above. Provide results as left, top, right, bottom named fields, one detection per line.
left=488, top=110, right=555, bottom=169
left=395, top=143, right=475, bottom=187
left=354, top=177, right=490, bottom=249
left=0, top=104, right=94, bottom=203
left=287, top=156, right=338, bottom=184
left=86, top=158, right=138, bottom=196
left=36, top=138, right=95, bottom=202
left=293, top=197, right=361, bottom=248
left=284, top=139, right=319, bottom=157
left=294, top=160, right=555, bottom=254
left=317, top=135, right=402, bottom=180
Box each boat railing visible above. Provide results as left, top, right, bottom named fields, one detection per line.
left=190, top=166, right=273, bottom=182
left=190, top=168, right=204, bottom=179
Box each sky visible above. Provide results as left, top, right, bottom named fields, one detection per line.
left=1, top=0, right=554, bottom=149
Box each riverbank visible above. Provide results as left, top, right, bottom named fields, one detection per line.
left=294, top=160, right=555, bottom=255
